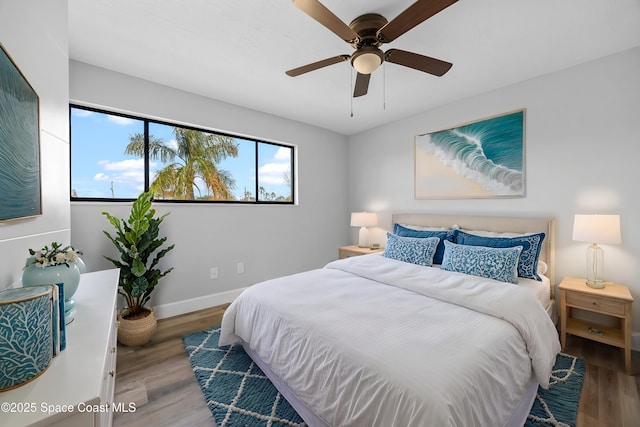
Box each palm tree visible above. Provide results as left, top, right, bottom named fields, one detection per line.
left=125, top=128, right=238, bottom=200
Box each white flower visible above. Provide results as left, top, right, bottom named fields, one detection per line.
left=25, top=242, right=82, bottom=269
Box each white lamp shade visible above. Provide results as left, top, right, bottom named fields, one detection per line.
left=350, top=212, right=378, bottom=227
left=572, top=214, right=621, bottom=244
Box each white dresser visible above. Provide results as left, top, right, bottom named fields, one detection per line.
left=1, top=269, right=119, bottom=427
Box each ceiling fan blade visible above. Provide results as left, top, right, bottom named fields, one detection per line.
left=385, top=49, right=452, bottom=76
left=378, top=0, right=458, bottom=43
left=286, top=55, right=350, bottom=77
left=292, top=0, right=359, bottom=43
left=353, top=72, right=371, bottom=97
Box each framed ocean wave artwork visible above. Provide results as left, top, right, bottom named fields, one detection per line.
left=414, top=110, right=525, bottom=199
left=0, top=43, right=41, bottom=221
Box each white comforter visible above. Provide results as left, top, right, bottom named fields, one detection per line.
left=220, top=254, right=561, bottom=427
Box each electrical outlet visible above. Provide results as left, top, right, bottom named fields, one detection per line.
left=237, top=262, right=244, bottom=274
left=210, top=267, right=218, bottom=279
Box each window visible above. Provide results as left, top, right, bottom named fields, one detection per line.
left=70, top=105, right=294, bottom=203
left=70, top=109, right=144, bottom=199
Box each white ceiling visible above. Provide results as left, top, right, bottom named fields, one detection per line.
left=68, top=0, right=640, bottom=136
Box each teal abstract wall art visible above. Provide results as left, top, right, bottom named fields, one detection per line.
left=415, top=110, right=525, bottom=199
left=0, top=42, right=41, bottom=221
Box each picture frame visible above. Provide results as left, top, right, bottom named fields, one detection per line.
left=414, top=109, right=525, bottom=200
left=0, top=42, right=42, bottom=221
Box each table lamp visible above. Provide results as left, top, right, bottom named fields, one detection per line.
left=351, top=212, right=378, bottom=248
left=572, top=214, right=621, bottom=288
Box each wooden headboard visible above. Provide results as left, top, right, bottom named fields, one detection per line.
left=392, top=213, right=556, bottom=296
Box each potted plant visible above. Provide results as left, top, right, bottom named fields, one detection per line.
left=102, top=191, right=175, bottom=346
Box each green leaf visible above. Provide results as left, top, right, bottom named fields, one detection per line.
left=132, top=257, right=146, bottom=277
left=131, top=276, right=149, bottom=298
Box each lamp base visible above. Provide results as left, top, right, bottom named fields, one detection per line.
left=586, top=279, right=605, bottom=289
left=358, top=227, right=369, bottom=248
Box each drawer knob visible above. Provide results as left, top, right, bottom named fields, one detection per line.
left=593, top=302, right=597, bottom=306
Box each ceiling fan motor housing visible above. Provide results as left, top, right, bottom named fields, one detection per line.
left=349, top=14, right=388, bottom=74
left=348, top=13, right=388, bottom=47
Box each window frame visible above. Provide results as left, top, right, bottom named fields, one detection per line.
left=69, top=104, right=295, bottom=205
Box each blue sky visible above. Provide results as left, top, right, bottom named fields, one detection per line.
left=70, top=108, right=292, bottom=200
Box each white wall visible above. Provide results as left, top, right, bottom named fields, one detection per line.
left=348, top=47, right=640, bottom=334
left=4, top=0, right=636, bottom=338
left=69, top=61, right=349, bottom=317
left=0, top=0, right=70, bottom=290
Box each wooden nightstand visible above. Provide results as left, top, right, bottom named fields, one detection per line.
left=560, top=276, right=634, bottom=375
left=338, top=245, right=383, bottom=259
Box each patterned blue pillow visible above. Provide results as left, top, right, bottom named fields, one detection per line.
left=441, top=240, right=523, bottom=284
left=393, top=224, right=456, bottom=264
left=454, top=230, right=545, bottom=281
left=384, top=233, right=439, bottom=267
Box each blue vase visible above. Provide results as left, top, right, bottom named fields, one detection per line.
left=75, top=257, right=87, bottom=274
left=22, top=263, right=81, bottom=323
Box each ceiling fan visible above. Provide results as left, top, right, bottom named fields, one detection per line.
left=286, top=0, right=458, bottom=97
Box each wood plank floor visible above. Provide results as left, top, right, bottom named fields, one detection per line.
left=113, top=305, right=227, bottom=427
left=113, top=305, right=640, bottom=427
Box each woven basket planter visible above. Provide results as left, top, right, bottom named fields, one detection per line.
left=117, top=308, right=157, bottom=346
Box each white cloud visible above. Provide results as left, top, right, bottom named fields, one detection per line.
left=95, top=159, right=145, bottom=185
left=98, top=158, right=145, bottom=171
left=107, top=115, right=136, bottom=126
left=257, top=147, right=292, bottom=187
left=259, top=162, right=290, bottom=185
left=274, top=147, right=291, bottom=160
left=259, top=162, right=289, bottom=174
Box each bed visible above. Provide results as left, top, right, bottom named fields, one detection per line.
left=220, top=214, right=561, bottom=427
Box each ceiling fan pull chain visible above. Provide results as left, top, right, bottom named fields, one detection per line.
left=350, top=68, right=354, bottom=117
left=383, top=61, right=386, bottom=111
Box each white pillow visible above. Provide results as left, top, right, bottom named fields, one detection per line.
left=453, top=224, right=535, bottom=238
left=537, top=261, right=548, bottom=275
left=399, top=223, right=450, bottom=231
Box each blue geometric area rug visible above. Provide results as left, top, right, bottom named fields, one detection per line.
left=525, top=352, right=585, bottom=427
left=184, top=327, right=584, bottom=427
left=183, top=327, right=306, bottom=427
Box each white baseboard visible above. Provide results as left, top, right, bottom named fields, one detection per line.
left=152, top=287, right=246, bottom=320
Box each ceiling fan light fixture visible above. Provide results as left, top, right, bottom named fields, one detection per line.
left=351, top=47, right=384, bottom=74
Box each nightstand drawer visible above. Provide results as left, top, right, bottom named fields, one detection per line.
left=566, top=292, right=625, bottom=316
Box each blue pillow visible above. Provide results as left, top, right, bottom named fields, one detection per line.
left=393, top=224, right=456, bottom=264
left=384, top=233, right=439, bottom=267
left=454, top=230, right=545, bottom=281
left=441, top=240, right=523, bottom=284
